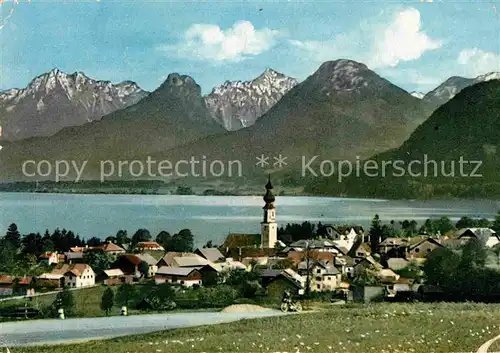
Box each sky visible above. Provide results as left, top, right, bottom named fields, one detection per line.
left=0, top=0, right=499, bottom=94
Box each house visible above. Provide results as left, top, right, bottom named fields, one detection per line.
left=95, top=242, right=126, bottom=256
left=45, top=264, right=96, bottom=288
left=455, top=228, right=499, bottom=248
left=407, top=237, right=443, bottom=258
left=155, top=266, right=202, bottom=287
left=38, top=252, right=59, bottom=265
left=64, top=251, right=85, bottom=264
left=385, top=277, right=413, bottom=298
left=328, top=226, right=360, bottom=252
left=101, top=269, right=129, bottom=286
left=135, top=241, right=165, bottom=251
left=136, top=253, right=159, bottom=277
left=262, top=268, right=304, bottom=298
left=286, top=239, right=343, bottom=254
left=334, top=255, right=356, bottom=278
left=62, top=264, right=95, bottom=288
left=157, top=252, right=198, bottom=267
left=353, top=255, right=383, bottom=276
left=286, top=250, right=336, bottom=267
left=0, top=276, right=35, bottom=296
left=172, top=255, right=210, bottom=268
left=222, top=233, right=260, bottom=249
left=350, top=243, right=371, bottom=262
left=298, top=259, right=342, bottom=292
left=112, top=254, right=142, bottom=277
left=241, top=256, right=269, bottom=270
left=218, top=258, right=247, bottom=272
left=195, top=248, right=226, bottom=263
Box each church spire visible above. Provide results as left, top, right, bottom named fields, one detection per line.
left=263, top=174, right=275, bottom=206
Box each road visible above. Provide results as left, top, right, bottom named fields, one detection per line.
left=477, top=332, right=500, bottom=353
left=0, top=311, right=285, bottom=347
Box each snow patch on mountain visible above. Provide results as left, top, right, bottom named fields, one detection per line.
left=0, top=69, right=149, bottom=140
left=411, top=92, right=425, bottom=99
left=204, top=68, right=298, bottom=131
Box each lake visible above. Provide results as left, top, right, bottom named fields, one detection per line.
left=0, top=193, right=498, bottom=247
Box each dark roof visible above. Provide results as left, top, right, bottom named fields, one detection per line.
left=120, top=254, right=142, bottom=266
left=455, top=228, right=497, bottom=244
left=260, top=269, right=282, bottom=278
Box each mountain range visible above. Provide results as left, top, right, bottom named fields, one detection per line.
left=306, top=80, right=500, bottom=199
left=0, top=61, right=499, bottom=192
left=0, top=69, right=148, bottom=140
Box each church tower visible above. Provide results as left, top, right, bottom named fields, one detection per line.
left=261, top=175, right=278, bottom=249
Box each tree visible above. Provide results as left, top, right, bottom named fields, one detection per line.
left=83, top=250, right=112, bottom=274
left=460, top=238, right=488, bottom=270
left=53, top=287, right=75, bottom=316
left=138, top=261, right=150, bottom=278
left=434, top=217, right=455, bottom=235
left=369, top=215, right=383, bottom=254
left=144, top=283, right=176, bottom=310
left=86, top=237, right=102, bottom=247
left=116, top=283, right=139, bottom=307
left=456, top=216, right=476, bottom=229
left=168, top=229, right=194, bottom=252
left=5, top=223, right=21, bottom=249
left=492, top=243, right=500, bottom=265
left=423, top=246, right=460, bottom=288
left=100, top=287, right=114, bottom=315
left=156, top=231, right=171, bottom=250
left=131, top=229, right=152, bottom=248
left=115, top=230, right=130, bottom=246
left=492, top=211, right=500, bottom=233
left=21, top=232, right=42, bottom=256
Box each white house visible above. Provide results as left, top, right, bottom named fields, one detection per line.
left=63, top=264, right=96, bottom=288
left=38, top=252, right=59, bottom=265
left=298, top=259, right=342, bottom=292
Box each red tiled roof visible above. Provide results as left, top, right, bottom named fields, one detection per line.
left=121, top=254, right=142, bottom=265
left=136, top=242, right=163, bottom=249
left=39, top=252, right=54, bottom=259
left=0, top=275, right=33, bottom=285
left=98, top=242, right=126, bottom=252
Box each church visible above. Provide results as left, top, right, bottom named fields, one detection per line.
left=222, top=175, right=280, bottom=252
left=261, top=175, right=278, bottom=249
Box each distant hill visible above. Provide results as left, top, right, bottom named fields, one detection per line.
left=306, top=80, right=500, bottom=199
left=423, top=72, right=500, bottom=109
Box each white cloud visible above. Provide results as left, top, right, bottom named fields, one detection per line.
left=457, top=48, right=500, bottom=76
left=370, top=8, right=442, bottom=67
left=289, top=7, right=442, bottom=70
left=160, top=21, right=282, bottom=63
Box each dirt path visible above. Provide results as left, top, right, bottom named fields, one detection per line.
left=477, top=332, right=500, bottom=353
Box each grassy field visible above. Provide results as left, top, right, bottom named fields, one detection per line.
left=489, top=337, right=500, bottom=352
left=0, top=286, right=112, bottom=317
left=9, top=302, right=500, bottom=353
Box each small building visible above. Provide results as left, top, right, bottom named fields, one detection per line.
left=111, top=254, right=142, bottom=277
left=62, top=264, right=95, bottom=288
left=455, top=228, right=499, bottom=248
left=135, top=241, right=165, bottom=251
left=407, top=238, right=443, bottom=258
left=260, top=268, right=304, bottom=298
left=95, top=242, right=126, bottom=257
left=157, top=252, right=198, bottom=267
left=38, top=252, right=59, bottom=266
left=64, top=251, right=85, bottom=264
left=334, top=256, right=356, bottom=278
left=155, top=267, right=202, bottom=287
left=351, top=285, right=385, bottom=303
left=298, top=259, right=341, bottom=292
left=101, top=269, right=129, bottom=286
left=0, top=276, right=35, bottom=296
left=136, top=253, right=159, bottom=277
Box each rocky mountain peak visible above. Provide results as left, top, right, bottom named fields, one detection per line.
left=310, top=59, right=376, bottom=93
left=204, top=69, right=298, bottom=131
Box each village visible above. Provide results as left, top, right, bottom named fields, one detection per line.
left=1, top=177, right=500, bottom=316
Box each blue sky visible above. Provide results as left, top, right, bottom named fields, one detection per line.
left=1, top=0, right=499, bottom=94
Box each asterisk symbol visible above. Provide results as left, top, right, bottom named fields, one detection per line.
left=273, top=154, right=288, bottom=168
left=255, top=154, right=270, bottom=168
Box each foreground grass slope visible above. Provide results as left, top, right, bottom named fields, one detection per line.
left=10, top=303, right=500, bottom=353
